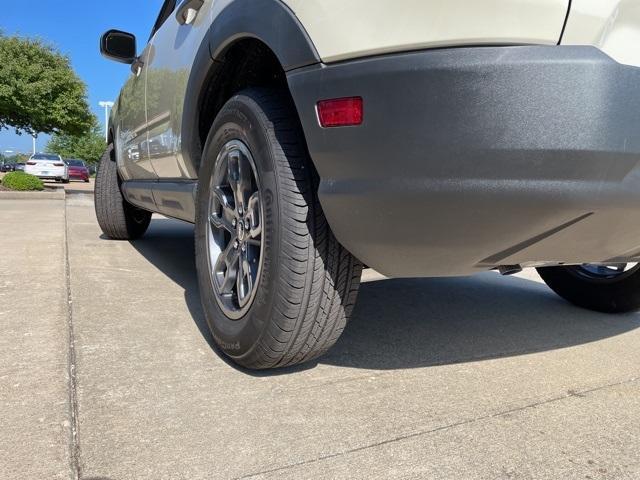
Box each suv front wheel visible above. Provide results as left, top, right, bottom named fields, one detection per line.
left=195, top=88, right=363, bottom=369
left=94, top=145, right=152, bottom=240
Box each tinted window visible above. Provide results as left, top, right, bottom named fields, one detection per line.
left=150, top=0, right=177, bottom=38
left=31, top=154, right=61, bottom=161
left=66, top=160, right=86, bottom=167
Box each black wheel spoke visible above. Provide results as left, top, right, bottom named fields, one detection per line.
left=247, top=191, right=262, bottom=239
left=210, top=186, right=236, bottom=233
left=236, top=250, right=253, bottom=307
left=215, top=239, right=240, bottom=294
left=228, top=150, right=252, bottom=214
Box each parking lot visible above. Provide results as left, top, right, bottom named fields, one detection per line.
left=2, top=193, right=640, bottom=480
left=57, top=178, right=95, bottom=193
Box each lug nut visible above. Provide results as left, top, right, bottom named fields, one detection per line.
left=233, top=240, right=239, bottom=249
left=232, top=218, right=237, bottom=227
left=245, top=221, right=251, bottom=231
left=241, top=243, right=246, bottom=252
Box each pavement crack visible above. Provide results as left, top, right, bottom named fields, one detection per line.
left=64, top=198, right=82, bottom=480
left=234, top=375, right=640, bottom=479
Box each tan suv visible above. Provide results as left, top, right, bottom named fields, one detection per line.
left=97, top=0, right=640, bottom=369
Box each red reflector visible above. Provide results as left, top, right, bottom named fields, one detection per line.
left=317, top=97, right=363, bottom=127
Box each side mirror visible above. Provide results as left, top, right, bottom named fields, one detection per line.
left=100, top=30, right=137, bottom=64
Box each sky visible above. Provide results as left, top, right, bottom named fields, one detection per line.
left=0, top=0, right=164, bottom=155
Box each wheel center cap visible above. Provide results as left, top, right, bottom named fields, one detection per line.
left=237, top=219, right=246, bottom=241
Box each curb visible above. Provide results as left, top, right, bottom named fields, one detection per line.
left=65, top=189, right=95, bottom=195
left=0, top=189, right=66, bottom=200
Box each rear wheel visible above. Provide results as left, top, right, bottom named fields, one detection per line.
left=195, top=88, right=363, bottom=369
left=537, top=263, right=640, bottom=313
left=94, top=145, right=151, bottom=240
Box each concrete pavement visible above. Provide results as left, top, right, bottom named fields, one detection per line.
left=0, top=199, right=72, bottom=479
left=3, top=193, right=640, bottom=479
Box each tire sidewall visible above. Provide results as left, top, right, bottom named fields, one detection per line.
left=538, top=266, right=640, bottom=313
left=195, top=96, right=283, bottom=360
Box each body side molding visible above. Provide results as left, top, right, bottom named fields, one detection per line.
left=122, top=180, right=197, bottom=223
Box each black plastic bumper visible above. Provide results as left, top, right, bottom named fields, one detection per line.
left=287, top=46, right=640, bottom=277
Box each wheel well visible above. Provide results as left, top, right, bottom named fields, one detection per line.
left=198, top=39, right=289, bottom=150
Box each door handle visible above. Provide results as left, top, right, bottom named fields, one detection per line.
left=176, top=0, right=205, bottom=25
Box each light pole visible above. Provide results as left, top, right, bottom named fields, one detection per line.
left=99, top=101, right=115, bottom=142
left=32, top=135, right=37, bottom=155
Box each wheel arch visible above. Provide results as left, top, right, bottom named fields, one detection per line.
left=181, top=0, right=320, bottom=176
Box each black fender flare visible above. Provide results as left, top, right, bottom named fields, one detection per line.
left=209, top=0, right=319, bottom=71
left=181, top=0, right=320, bottom=176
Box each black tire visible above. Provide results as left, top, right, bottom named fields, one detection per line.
left=94, top=145, right=152, bottom=240
left=537, top=265, right=640, bottom=313
left=62, top=178, right=70, bottom=184
left=195, top=88, right=363, bottom=369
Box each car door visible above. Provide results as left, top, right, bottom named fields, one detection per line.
left=145, top=0, right=213, bottom=179
left=116, top=40, right=157, bottom=180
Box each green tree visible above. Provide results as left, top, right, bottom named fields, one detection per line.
left=5, top=153, right=29, bottom=164
left=0, top=33, right=93, bottom=136
left=46, top=122, right=106, bottom=165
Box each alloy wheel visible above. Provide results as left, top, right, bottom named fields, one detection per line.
left=573, top=263, right=640, bottom=282
left=206, top=140, right=263, bottom=319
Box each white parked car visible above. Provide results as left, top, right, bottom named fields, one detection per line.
left=25, top=153, right=69, bottom=183
left=98, top=0, right=640, bottom=370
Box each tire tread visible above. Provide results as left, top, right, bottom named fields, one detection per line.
left=237, top=88, right=363, bottom=369
left=94, top=146, right=151, bottom=240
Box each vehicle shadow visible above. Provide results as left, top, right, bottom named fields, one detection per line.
left=131, top=218, right=640, bottom=373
